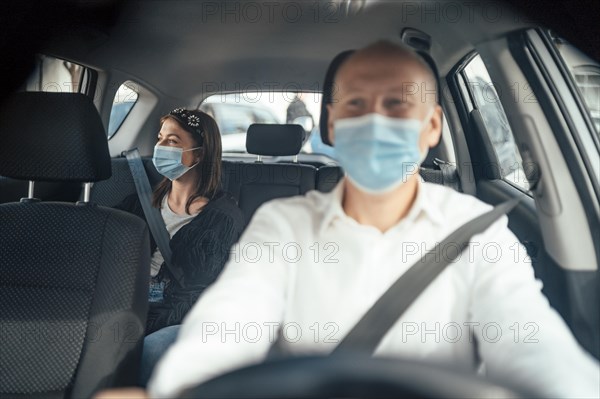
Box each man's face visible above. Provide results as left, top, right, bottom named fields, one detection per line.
left=327, top=53, right=442, bottom=153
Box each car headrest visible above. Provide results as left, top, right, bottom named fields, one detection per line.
left=246, top=124, right=304, bottom=156
left=0, top=92, right=111, bottom=182
left=320, top=50, right=355, bottom=146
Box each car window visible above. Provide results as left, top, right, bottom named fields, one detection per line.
left=22, top=54, right=85, bottom=93
left=551, top=35, right=600, bottom=135
left=108, top=82, right=139, bottom=139
left=200, top=92, right=321, bottom=154
left=462, top=55, right=531, bottom=192
left=212, top=104, right=257, bottom=135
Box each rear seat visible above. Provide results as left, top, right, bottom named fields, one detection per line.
left=223, top=162, right=315, bottom=223
left=229, top=123, right=315, bottom=222
left=90, top=124, right=316, bottom=223
left=88, top=157, right=162, bottom=208
left=315, top=163, right=460, bottom=193
left=90, top=123, right=460, bottom=223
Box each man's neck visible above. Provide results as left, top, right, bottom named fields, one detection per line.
left=342, top=174, right=420, bottom=233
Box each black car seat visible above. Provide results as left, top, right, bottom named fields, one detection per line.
left=0, top=92, right=150, bottom=398
left=88, top=156, right=162, bottom=208
left=223, top=123, right=316, bottom=223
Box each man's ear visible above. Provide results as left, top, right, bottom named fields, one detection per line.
left=426, top=105, right=443, bottom=148
left=327, top=103, right=335, bottom=145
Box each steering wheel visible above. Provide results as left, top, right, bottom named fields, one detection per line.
left=179, top=355, right=531, bottom=398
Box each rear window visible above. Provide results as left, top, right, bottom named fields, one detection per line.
left=200, top=92, right=323, bottom=154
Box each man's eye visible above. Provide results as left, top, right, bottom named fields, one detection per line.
left=347, top=98, right=364, bottom=107
left=385, top=98, right=406, bottom=107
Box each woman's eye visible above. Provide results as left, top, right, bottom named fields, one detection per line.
left=168, top=139, right=177, bottom=145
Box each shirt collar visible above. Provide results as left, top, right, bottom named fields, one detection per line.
left=403, top=177, right=445, bottom=227
left=318, top=179, right=347, bottom=235
left=318, top=176, right=445, bottom=236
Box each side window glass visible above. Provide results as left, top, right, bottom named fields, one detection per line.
left=108, top=82, right=139, bottom=139
left=552, top=35, right=600, bottom=135
left=463, top=55, right=530, bottom=192
left=23, top=55, right=85, bottom=93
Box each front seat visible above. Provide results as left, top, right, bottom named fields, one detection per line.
left=0, top=92, right=150, bottom=398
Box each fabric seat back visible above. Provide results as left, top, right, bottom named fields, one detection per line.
left=0, top=92, right=150, bottom=398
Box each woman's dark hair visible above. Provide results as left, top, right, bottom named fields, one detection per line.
left=151, top=109, right=223, bottom=214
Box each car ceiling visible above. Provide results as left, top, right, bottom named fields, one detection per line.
left=42, top=0, right=532, bottom=102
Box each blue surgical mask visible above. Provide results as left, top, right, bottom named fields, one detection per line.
left=333, top=111, right=433, bottom=194
left=152, top=145, right=201, bottom=181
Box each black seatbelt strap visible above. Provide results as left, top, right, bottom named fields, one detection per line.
left=331, top=198, right=520, bottom=355
left=125, top=148, right=184, bottom=286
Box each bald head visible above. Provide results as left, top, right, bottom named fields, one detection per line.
left=334, top=40, right=438, bottom=107
left=327, top=40, right=443, bottom=152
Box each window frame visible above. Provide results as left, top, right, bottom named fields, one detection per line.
left=546, top=31, right=600, bottom=152
left=449, top=51, right=532, bottom=195
left=517, top=29, right=600, bottom=202
left=78, top=66, right=98, bottom=99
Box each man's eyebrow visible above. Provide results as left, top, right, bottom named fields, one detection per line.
left=337, top=85, right=422, bottom=94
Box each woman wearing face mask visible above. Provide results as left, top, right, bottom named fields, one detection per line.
left=116, top=108, right=245, bottom=335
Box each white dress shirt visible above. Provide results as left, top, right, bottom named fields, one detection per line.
left=149, top=179, right=600, bottom=398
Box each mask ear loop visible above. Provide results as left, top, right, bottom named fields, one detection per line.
left=182, top=146, right=202, bottom=170
left=182, top=146, right=202, bottom=152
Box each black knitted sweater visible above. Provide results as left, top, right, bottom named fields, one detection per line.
left=116, top=190, right=245, bottom=334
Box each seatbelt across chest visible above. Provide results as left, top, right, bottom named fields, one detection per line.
left=332, top=198, right=520, bottom=355
left=125, top=148, right=185, bottom=286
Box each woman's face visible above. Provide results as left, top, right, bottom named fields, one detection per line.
left=157, top=117, right=201, bottom=167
